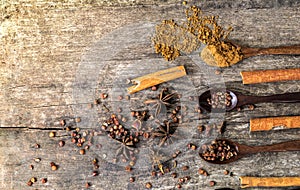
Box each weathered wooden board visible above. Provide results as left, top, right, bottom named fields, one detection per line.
left=0, top=1, right=300, bottom=189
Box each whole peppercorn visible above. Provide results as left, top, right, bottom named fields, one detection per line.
left=145, top=182, right=152, bottom=189
left=34, top=144, right=40, bottom=149
left=224, top=170, right=229, bottom=175
left=181, top=165, right=189, bottom=171
left=29, top=165, right=34, bottom=170
left=27, top=181, right=33, bottom=186
left=59, top=140, right=65, bottom=147
left=209, top=181, right=216, bottom=186
left=79, top=149, right=85, bottom=155
left=176, top=184, right=182, bottom=189
left=125, top=165, right=132, bottom=172
left=92, top=171, right=98, bottom=176
left=49, top=132, right=56, bottom=138
left=60, top=119, right=66, bottom=126
left=75, top=117, right=81, bottom=123
left=171, top=172, right=177, bottom=178
left=151, top=171, right=156, bottom=177
left=41, top=178, right=47, bottom=183
left=151, top=86, right=157, bottom=91
left=198, top=125, right=205, bottom=133
left=129, top=177, right=135, bottom=183
left=85, top=182, right=91, bottom=188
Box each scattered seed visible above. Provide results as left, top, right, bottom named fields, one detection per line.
left=198, top=125, right=205, bottom=133
left=49, top=132, right=56, bottom=138
left=145, top=182, right=152, bottom=189
left=125, top=95, right=130, bottom=100
left=224, top=170, right=229, bottom=175
left=92, top=171, right=98, bottom=176
left=178, top=178, right=185, bottom=183
left=176, top=184, right=182, bottom=188
left=34, top=158, right=41, bottom=163
left=27, top=181, right=33, bottom=186
left=182, top=1, right=187, bottom=6
left=75, top=117, right=81, bottom=123
left=181, top=165, right=189, bottom=171
left=59, top=140, right=65, bottom=147
left=94, top=99, right=100, bottom=105
left=151, top=86, right=157, bottom=91
left=100, top=93, right=108, bottom=99
left=30, top=177, right=37, bottom=183
left=215, top=70, right=221, bottom=75
left=34, top=144, right=40, bottom=149
left=129, top=177, right=135, bottom=183
left=51, top=165, right=57, bottom=171
left=79, top=149, right=85, bottom=155
left=29, top=165, right=34, bottom=170
left=60, top=119, right=66, bottom=126
left=85, top=182, right=91, bottom=188
left=41, top=178, right=47, bottom=183
left=118, top=95, right=123, bottom=100
left=171, top=172, right=177, bottom=178
left=209, top=181, right=216, bottom=186
left=125, top=165, right=132, bottom=172
left=248, top=104, right=255, bottom=110
left=151, top=171, right=156, bottom=177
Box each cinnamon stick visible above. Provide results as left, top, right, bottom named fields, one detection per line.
left=250, top=115, right=300, bottom=132
left=127, top=66, right=186, bottom=94
left=240, top=68, right=300, bottom=84
left=240, top=176, right=300, bottom=188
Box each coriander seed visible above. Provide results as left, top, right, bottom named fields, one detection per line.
left=30, top=177, right=37, bottom=183
left=79, top=149, right=85, bottom=155
left=145, top=182, right=152, bottom=189
left=59, top=140, right=65, bottom=147
left=209, top=181, right=216, bottom=186
left=41, top=178, right=47, bottom=183
left=129, top=177, right=135, bottom=183
left=49, top=132, right=55, bottom=138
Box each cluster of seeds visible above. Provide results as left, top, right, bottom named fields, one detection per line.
left=200, top=140, right=238, bottom=162
left=207, top=91, right=232, bottom=109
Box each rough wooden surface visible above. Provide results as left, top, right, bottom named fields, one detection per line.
left=1, top=1, right=300, bottom=190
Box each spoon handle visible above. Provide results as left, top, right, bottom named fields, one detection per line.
left=242, top=45, right=300, bottom=58
left=245, top=140, right=300, bottom=154
left=240, top=92, right=300, bottom=106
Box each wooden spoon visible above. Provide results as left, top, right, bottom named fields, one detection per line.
left=199, top=138, right=300, bottom=164
left=198, top=89, right=300, bottom=112
left=200, top=42, right=300, bottom=67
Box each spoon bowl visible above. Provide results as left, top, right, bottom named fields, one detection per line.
left=199, top=138, right=300, bottom=164
left=198, top=89, right=300, bottom=112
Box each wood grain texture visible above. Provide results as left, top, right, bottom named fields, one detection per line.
left=1, top=1, right=300, bottom=190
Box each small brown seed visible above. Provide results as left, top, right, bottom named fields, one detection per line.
left=181, top=166, right=189, bottom=171
left=176, top=184, right=182, bottom=188
left=151, top=171, right=156, bottom=177
left=178, top=178, right=185, bottom=183
left=248, top=104, right=255, bottom=110
left=224, top=170, right=229, bottom=175
left=198, top=125, right=205, bottom=133
left=49, top=132, right=55, bottom=138
left=129, top=177, right=135, bottom=183
left=118, top=95, right=123, bottom=100
left=145, top=182, right=152, bottom=189
left=92, top=171, right=98, bottom=176
left=34, top=144, right=40, bottom=149
left=151, top=86, right=157, bottom=91
left=59, top=140, right=65, bottom=147
left=51, top=165, right=57, bottom=171
left=29, top=165, right=34, bottom=170
left=125, top=165, right=132, bottom=172
left=100, top=93, right=108, bottom=99
left=27, top=181, right=33, bottom=186
left=85, top=182, right=90, bottom=188
left=125, top=95, right=130, bottom=100
left=171, top=172, right=177, bottom=178
left=209, top=181, right=216, bottom=186
left=75, top=117, right=81, bottom=123
left=191, top=144, right=197, bottom=150
left=41, top=178, right=47, bottom=183
left=79, top=149, right=85, bottom=155
left=34, top=158, right=41, bottom=163
left=60, top=119, right=66, bottom=126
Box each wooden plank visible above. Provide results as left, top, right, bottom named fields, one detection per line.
left=0, top=1, right=300, bottom=189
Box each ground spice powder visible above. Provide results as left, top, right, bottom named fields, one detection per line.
left=153, top=6, right=242, bottom=67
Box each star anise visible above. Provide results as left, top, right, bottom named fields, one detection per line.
left=114, top=135, right=136, bottom=161
left=144, top=88, right=178, bottom=118
left=151, top=120, right=178, bottom=147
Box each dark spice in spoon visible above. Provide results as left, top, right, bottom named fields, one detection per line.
left=200, top=140, right=238, bottom=162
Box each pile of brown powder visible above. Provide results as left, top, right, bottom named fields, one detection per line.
left=152, top=6, right=243, bottom=67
